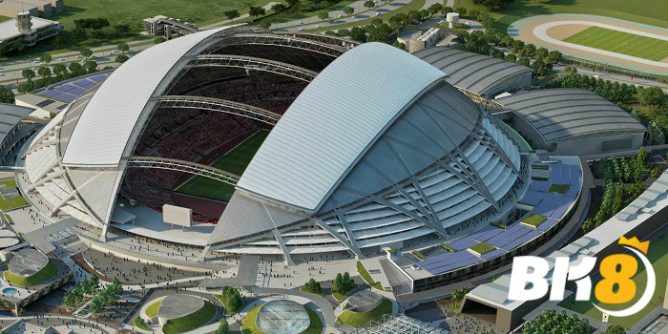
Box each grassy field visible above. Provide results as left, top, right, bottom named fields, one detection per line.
left=522, top=214, right=547, bottom=227
left=454, top=0, right=668, bottom=30
left=51, top=0, right=274, bottom=31
left=4, top=261, right=58, bottom=287
left=336, top=298, right=393, bottom=328
left=144, top=299, right=162, bottom=318
left=0, top=178, right=29, bottom=212
left=564, top=27, right=668, bottom=61
left=308, top=0, right=426, bottom=32
left=257, top=1, right=355, bottom=25
left=175, top=130, right=268, bottom=202
left=162, top=301, right=216, bottom=334
left=561, top=232, right=668, bottom=328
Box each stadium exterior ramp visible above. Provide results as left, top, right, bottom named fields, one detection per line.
left=207, top=43, right=526, bottom=264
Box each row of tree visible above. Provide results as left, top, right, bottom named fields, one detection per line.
left=64, top=276, right=100, bottom=309
left=89, top=279, right=122, bottom=315
left=333, top=271, right=356, bottom=296
left=522, top=309, right=590, bottom=334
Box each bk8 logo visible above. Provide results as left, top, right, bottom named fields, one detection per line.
left=507, top=236, right=655, bottom=317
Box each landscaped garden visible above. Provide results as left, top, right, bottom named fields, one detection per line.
left=4, top=261, right=58, bottom=287
left=336, top=297, right=392, bottom=328
left=521, top=214, right=547, bottom=228
left=162, top=300, right=217, bottom=334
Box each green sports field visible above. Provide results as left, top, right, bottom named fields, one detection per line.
left=564, top=26, right=668, bottom=61
left=175, top=130, right=269, bottom=202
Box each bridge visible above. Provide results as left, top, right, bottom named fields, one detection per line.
left=126, top=156, right=239, bottom=186
left=190, top=55, right=318, bottom=82
left=158, top=95, right=280, bottom=125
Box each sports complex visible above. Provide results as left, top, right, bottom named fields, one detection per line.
left=0, top=15, right=666, bottom=333
left=508, top=14, right=668, bottom=76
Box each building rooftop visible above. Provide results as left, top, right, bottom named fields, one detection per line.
left=237, top=42, right=445, bottom=212
left=414, top=47, right=532, bottom=97
left=0, top=16, right=60, bottom=40
left=495, top=88, right=646, bottom=143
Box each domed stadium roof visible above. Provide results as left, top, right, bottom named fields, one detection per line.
left=209, top=43, right=524, bottom=259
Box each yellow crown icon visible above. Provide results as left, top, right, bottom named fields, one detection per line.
left=618, top=236, right=650, bottom=254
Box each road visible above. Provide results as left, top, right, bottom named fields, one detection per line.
left=0, top=40, right=154, bottom=86
left=554, top=64, right=668, bottom=93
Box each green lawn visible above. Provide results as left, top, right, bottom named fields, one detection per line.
left=0, top=178, right=29, bottom=212
left=241, top=305, right=262, bottom=334
left=562, top=232, right=668, bottom=328
left=0, top=16, right=11, bottom=23
left=454, top=0, right=668, bottom=31
left=144, top=299, right=162, bottom=318
left=308, top=0, right=426, bottom=32
left=549, top=184, right=570, bottom=194
left=522, top=214, right=547, bottom=227
left=175, top=130, right=268, bottom=202
left=336, top=298, right=392, bottom=328
left=564, top=26, right=668, bottom=61
left=162, top=300, right=216, bottom=334
left=468, top=242, right=496, bottom=255
left=257, top=1, right=355, bottom=25
left=51, top=0, right=274, bottom=31
left=134, top=316, right=151, bottom=330
left=357, top=261, right=383, bottom=290
left=4, top=261, right=58, bottom=287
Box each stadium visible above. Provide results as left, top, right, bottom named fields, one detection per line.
left=17, top=25, right=580, bottom=273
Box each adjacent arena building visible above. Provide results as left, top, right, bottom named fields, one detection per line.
left=494, top=88, right=646, bottom=155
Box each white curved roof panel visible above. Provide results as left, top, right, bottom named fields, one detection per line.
left=61, top=28, right=224, bottom=166
left=237, top=42, right=445, bottom=211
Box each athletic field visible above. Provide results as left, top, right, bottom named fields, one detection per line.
left=175, top=130, right=269, bottom=202
left=564, top=26, right=668, bottom=61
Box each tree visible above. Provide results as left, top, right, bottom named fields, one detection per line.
left=304, top=278, right=322, bottom=294
left=115, top=54, right=129, bottom=63
left=603, top=325, right=626, bottom=334
left=215, top=318, right=231, bottom=334
left=22, top=69, right=35, bottom=81
left=286, top=0, right=300, bottom=6
left=0, top=85, right=14, bottom=104
left=69, top=62, right=83, bottom=75
left=117, top=42, right=129, bottom=56
left=451, top=288, right=470, bottom=301
left=343, top=7, right=354, bottom=15
left=364, top=0, right=376, bottom=9
left=504, top=54, right=516, bottom=62
left=52, top=63, right=67, bottom=78
left=650, top=165, right=663, bottom=178
left=637, top=87, right=665, bottom=107
left=84, top=60, right=98, bottom=73
left=472, top=0, right=513, bottom=10
left=518, top=57, right=530, bottom=67
left=40, top=53, right=52, bottom=64
left=318, top=11, right=329, bottom=20
left=80, top=47, right=93, bottom=61
left=349, top=26, right=367, bottom=42
left=114, top=24, right=131, bottom=37
left=224, top=9, right=240, bottom=20
left=220, top=286, right=242, bottom=314
left=428, top=3, right=443, bottom=15
left=249, top=6, right=266, bottom=17
left=548, top=50, right=562, bottom=64
left=37, top=66, right=51, bottom=81
left=271, top=3, right=287, bottom=12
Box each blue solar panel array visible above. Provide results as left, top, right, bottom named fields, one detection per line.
left=37, top=72, right=111, bottom=103
left=417, top=163, right=582, bottom=275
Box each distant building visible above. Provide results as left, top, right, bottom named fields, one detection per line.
left=0, top=12, right=63, bottom=54
left=143, top=15, right=198, bottom=39
left=397, top=27, right=444, bottom=53
left=0, top=0, right=64, bottom=18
